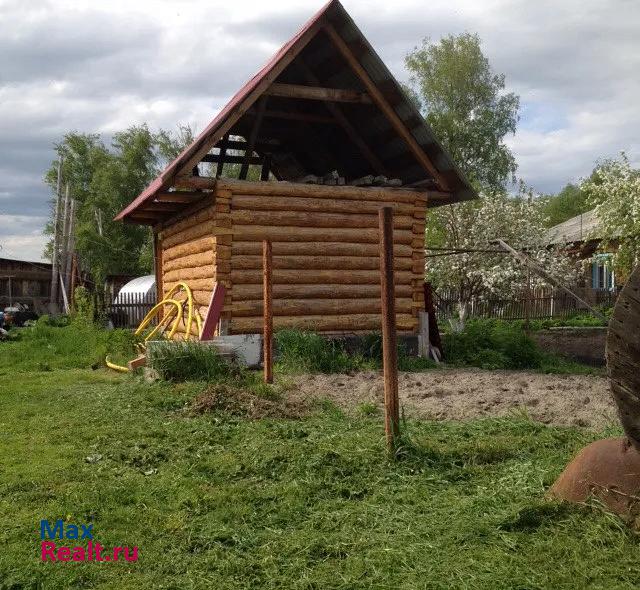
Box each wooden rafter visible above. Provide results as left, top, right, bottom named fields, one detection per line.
left=240, top=96, right=268, bottom=180
left=216, top=134, right=229, bottom=178
left=202, top=154, right=262, bottom=165
left=155, top=191, right=205, bottom=203
left=265, top=82, right=372, bottom=104
left=323, top=24, right=450, bottom=192
left=298, top=59, right=386, bottom=176
left=173, top=16, right=325, bottom=180
left=250, top=109, right=337, bottom=124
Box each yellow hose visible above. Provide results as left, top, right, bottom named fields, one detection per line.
left=106, top=282, right=202, bottom=372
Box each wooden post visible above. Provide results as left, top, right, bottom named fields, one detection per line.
left=50, top=155, right=63, bottom=311
left=263, top=239, right=273, bottom=384
left=379, top=207, right=399, bottom=454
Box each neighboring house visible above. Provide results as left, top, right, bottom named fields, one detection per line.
left=0, top=257, right=52, bottom=312
left=546, top=210, right=618, bottom=302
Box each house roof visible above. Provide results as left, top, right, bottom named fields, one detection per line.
left=545, top=209, right=601, bottom=245
left=115, top=0, right=477, bottom=224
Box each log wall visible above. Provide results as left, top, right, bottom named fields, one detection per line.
left=156, top=181, right=427, bottom=337
left=222, top=181, right=426, bottom=334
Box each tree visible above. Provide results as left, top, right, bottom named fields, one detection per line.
left=582, top=153, right=640, bottom=279
left=540, top=183, right=591, bottom=228
left=44, top=125, right=193, bottom=292
left=405, top=33, right=519, bottom=190
left=426, top=191, right=579, bottom=324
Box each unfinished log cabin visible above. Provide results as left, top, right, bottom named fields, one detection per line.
left=115, top=0, right=476, bottom=338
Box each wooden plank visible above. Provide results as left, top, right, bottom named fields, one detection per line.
left=240, top=96, right=267, bottom=180
left=156, top=191, right=205, bottom=203
left=263, top=240, right=273, bottom=383
left=201, top=154, right=262, bottom=165
left=216, top=134, right=229, bottom=178
left=324, top=24, right=450, bottom=192
left=379, top=206, right=400, bottom=452
left=265, top=83, right=372, bottom=104
left=200, top=283, right=226, bottom=341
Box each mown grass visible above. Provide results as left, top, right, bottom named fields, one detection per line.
left=0, top=357, right=636, bottom=589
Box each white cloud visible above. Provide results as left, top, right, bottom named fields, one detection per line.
left=1, top=0, right=640, bottom=259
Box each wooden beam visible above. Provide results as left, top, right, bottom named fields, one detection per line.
left=240, top=96, right=267, bottom=180
left=155, top=191, right=206, bottom=203
left=254, top=109, right=337, bottom=124
left=174, top=16, right=324, bottom=179
left=261, top=153, right=272, bottom=181
left=265, top=82, right=372, bottom=104
left=139, top=202, right=182, bottom=213
left=298, top=59, right=386, bottom=176
left=219, top=138, right=280, bottom=152
left=201, top=154, right=262, bottom=165
left=216, top=134, right=229, bottom=178
left=323, top=24, right=450, bottom=192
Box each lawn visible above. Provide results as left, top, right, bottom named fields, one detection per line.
left=1, top=359, right=638, bottom=589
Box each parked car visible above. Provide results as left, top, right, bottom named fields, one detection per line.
left=3, top=305, right=38, bottom=328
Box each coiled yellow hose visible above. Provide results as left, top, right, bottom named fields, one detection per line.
left=106, top=282, right=203, bottom=373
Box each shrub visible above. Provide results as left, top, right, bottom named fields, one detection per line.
left=147, top=341, right=240, bottom=382
left=442, top=319, right=542, bottom=370
left=275, top=329, right=372, bottom=373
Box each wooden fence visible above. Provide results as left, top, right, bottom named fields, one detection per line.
left=107, top=292, right=157, bottom=329
left=433, top=287, right=617, bottom=323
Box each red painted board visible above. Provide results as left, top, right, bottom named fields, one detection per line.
left=200, top=283, right=226, bottom=341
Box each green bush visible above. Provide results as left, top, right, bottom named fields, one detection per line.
left=442, top=319, right=542, bottom=370
left=275, top=329, right=370, bottom=373
left=147, top=341, right=240, bottom=382
left=0, top=320, right=138, bottom=372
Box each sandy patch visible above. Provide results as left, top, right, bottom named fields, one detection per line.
left=287, top=368, right=617, bottom=429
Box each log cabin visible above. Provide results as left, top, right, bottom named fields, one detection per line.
left=115, top=0, right=477, bottom=338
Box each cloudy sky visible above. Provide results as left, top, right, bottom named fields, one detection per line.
left=1, top=0, right=639, bottom=262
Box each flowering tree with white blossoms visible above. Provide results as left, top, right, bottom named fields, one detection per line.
left=582, top=153, right=640, bottom=279
left=426, top=191, right=580, bottom=324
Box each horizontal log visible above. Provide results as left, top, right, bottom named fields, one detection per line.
left=162, top=222, right=232, bottom=249
left=231, top=298, right=413, bottom=317
left=156, top=191, right=208, bottom=204
left=232, top=225, right=413, bottom=244
left=232, top=254, right=413, bottom=271
left=231, top=240, right=413, bottom=258
left=159, top=205, right=213, bottom=240
left=163, top=278, right=217, bottom=293
left=163, top=251, right=214, bottom=272
left=164, top=264, right=216, bottom=283
left=231, top=283, right=410, bottom=300
left=201, top=153, right=262, bottom=165
left=162, top=236, right=215, bottom=263
left=231, top=209, right=414, bottom=230
left=231, top=194, right=417, bottom=216
left=231, top=269, right=413, bottom=285
left=171, top=178, right=428, bottom=203
left=230, top=313, right=417, bottom=334
left=265, top=83, right=372, bottom=104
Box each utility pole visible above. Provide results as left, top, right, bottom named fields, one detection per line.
left=64, top=197, right=76, bottom=304
left=49, top=155, right=63, bottom=312
left=59, top=184, right=70, bottom=300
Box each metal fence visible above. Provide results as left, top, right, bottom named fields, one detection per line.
left=106, top=292, right=157, bottom=329
left=433, top=287, right=617, bottom=323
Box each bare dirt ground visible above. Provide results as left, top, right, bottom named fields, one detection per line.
left=288, top=368, right=618, bottom=429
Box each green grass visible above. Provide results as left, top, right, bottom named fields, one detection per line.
left=0, top=359, right=637, bottom=589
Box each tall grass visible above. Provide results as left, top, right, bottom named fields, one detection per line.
left=0, top=316, right=138, bottom=372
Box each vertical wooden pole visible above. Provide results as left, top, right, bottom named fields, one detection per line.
left=50, top=155, right=63, bottom=311
left=263, top=239, right=273, bottom=384
left=379, top=207, right=399, bottom=454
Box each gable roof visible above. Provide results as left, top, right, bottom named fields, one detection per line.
left=545, top=210, right=600, bottom=245
left=116, top=0, right=476, bottom=224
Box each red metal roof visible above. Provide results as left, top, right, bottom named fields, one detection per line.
left=116, top=0, right=476, bottom=223
left=115, top=0, right=336, bottom=221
